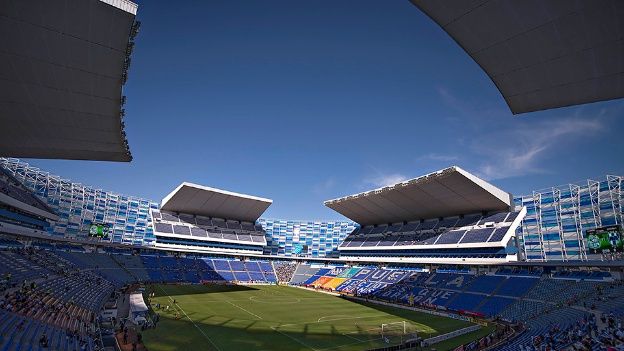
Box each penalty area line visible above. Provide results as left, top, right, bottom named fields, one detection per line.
left=281, top=314, right=387, bottom=328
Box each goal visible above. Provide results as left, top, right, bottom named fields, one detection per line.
left=380, top=321, right=418, bottom=345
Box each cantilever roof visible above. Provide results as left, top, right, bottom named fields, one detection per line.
left=324, top=167, right=512, bottom=225
left=0, top=0, right=138, bottom=161
left=411, top=0, right=624, bottom=114
left=161, top=183, right=273, bottom=222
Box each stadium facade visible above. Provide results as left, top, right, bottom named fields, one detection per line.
left=0, top=158, right=159, bottom=246
left=259, top=219, right=356, bottom=257
left=514, top=175, right=624, bottom=262
left=1, top=157, right=623, bottom=261
left=0, top=158, right=355, bottom=257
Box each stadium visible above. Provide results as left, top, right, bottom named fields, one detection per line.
left=0, top=1, right=623, bottom=351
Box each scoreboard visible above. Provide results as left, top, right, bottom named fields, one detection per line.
left=586, top=225, right=623, bottom=253
left=88, top=223, right=111, bottom=239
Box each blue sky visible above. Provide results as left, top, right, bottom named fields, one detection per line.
left=27, top=0, right=624, bottom=220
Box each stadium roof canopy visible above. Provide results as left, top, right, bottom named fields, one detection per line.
left=411, top=0, right=624, bottom=114
left=161, top=182, right=273, bottom=222
left=324, top=167, right=512, bottom=226
left=0, top=0, right=138, bottom=161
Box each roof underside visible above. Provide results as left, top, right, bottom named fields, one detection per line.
left=411, top=0, right=624, bottom=114
left=161, top=183, right=273, bottom=223
left=0, top=0, right=137, bottom=161
left=325, top=167, right=511, bottom=226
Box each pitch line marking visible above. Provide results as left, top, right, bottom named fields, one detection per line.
left=249, top=296, right=301, bottom=304
left=317, top=315, right=356, bottom=323
left=157, top=286, right=222, bottom=351
left=226, top=300, right=263, bottom=320
left=277, top=314, right=387, bottom=328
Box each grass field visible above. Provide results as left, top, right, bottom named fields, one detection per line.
left=142, top=284, right=483, bottom=351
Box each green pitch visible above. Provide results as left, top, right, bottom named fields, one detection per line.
left=142, top=284, right=476, bottom=351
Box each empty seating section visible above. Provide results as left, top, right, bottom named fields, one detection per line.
left=446, top=293, right=484, bottom=311
left=498, top=300, right=548, bottom=322
left=154, top=222, right=173, bottom=233
left=477, top=296, right=514, bottom=316
left=579, top=284, right=624, bottom=315
left=0, top=237, right=23, bottom=248
left=303, top=268, right=331, bottom=285
left=290, top=264, right=322, bottom=284
left=173, top=225, right=191, bottom=235
left=436, top=217, right=458, bottom=229
left=459, top=228, right=495, bottom=243
left=212, top=219, right=227, bottom=229
left=454, top=215, right=481, bottom=227
left=55, top=252, right=136, bottom=287
left=0, top=309, right=97, bottom=351
left=479, top=212, right=509, bottom=223
left=37, top=273, right=113, bottom=311
left=311, top=276, right=332, bottom=287
left=191, top=227, right=207, bottom=237
left=524, top=279, right=581, bottom=303
left=0, top=251, right=50, bottom=285
left=496, top=267, right=542, bottom=277
left=369, top=226, right=386, bottom=234
left=400, top=222, right=419, bottom=232
left=495, top=308, right=589, bottom=351
left=340, top=211, right=520, bottom=248
left=495, top=277, right=539, bottom=297
left=137, top=256, right=277, bottom=283
left=323, top=278, right=346, bottom=289
left=434, top=230, right=465, bottom=244
left=553, top=269, right=613, bottom=280
left=0, top=249, right=115, bottom=350
left=386, top=224, right=403, bottom=233
left=464, top=275, right=506, bottom=294
left=486, top=228, right=507, bottom=242
left=151, top=210, right=267, bottom=245
left=229, top=260, right=245, bottom=271
left=300, top=267, right=354, bottom=290
left=418, top=220, right=438, bottom=231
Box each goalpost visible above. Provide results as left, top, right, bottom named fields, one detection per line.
left=380, top=321, right=419, bottom=345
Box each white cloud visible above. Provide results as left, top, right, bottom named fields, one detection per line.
left=417, top=153, right=458, bottom=162
left=473, top=118, right=604, bottom=180
left=363, top=173, right=408, bottom=188
left=435, top=86, right=612, bottom=181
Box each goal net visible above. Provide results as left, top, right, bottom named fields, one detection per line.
left=380, top=321, right=419, bottom=345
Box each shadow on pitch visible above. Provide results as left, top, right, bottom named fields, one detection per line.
left=150, top=283, right=259, bottom=297
left=142, top=315, right=384, bottom=351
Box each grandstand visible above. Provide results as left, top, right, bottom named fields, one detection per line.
left=1, top=240, right=623, bottom=350
left=151, top=182, right=272, bottom=255
left=0, top=158, right=623, bottom=350
left=326, top=167, right=525, bottom=264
